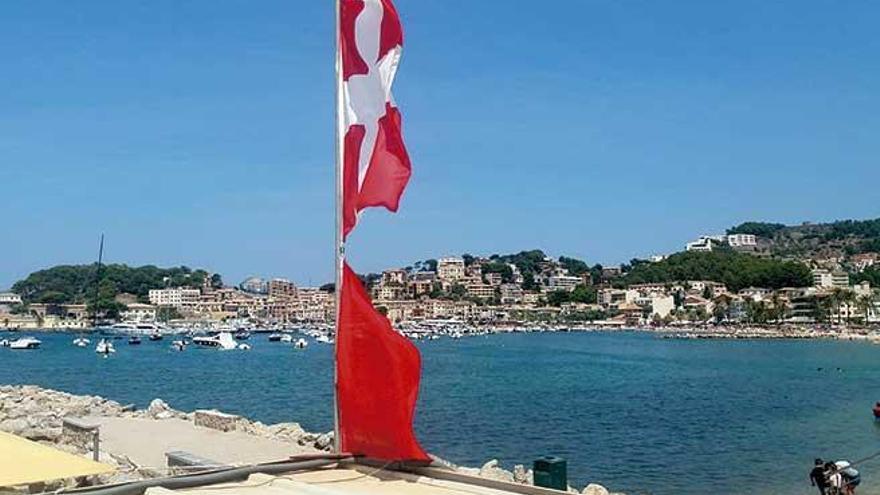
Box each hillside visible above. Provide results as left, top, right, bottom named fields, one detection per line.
left=12, top=264, right=221, bottom=305
left=728, top=218, right=880, bottom=259
left=621, top=250, right=812, bottom=292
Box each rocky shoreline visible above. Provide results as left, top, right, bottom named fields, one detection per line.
left=0, top=385, right=619, bottom=495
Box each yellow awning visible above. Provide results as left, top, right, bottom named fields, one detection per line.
left=0, top=431, right=114, bottom=487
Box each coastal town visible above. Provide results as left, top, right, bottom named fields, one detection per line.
left=2, top=220, right=879, bottom=338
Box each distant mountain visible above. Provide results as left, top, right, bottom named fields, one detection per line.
left=727, top=218, right=880, bottom=259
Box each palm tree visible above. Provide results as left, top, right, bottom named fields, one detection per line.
left=857, top=293, right=876, bottom=325
left=842, top=289, right=857, bottom=325
left=829, top=288, right=855, bottom=325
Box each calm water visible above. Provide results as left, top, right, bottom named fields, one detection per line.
left=2, top=331, right=879, bottom=495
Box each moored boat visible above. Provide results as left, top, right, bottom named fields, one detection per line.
left=128, top=336, right=142, bottom=345
left=192, top=332, right=238, bottom=350
left=9, top=337, right=41, bottom=350
left=95, top=338, right=116, bottom=355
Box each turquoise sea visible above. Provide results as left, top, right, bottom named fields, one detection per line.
left=2, top=330, right=879, bottom=495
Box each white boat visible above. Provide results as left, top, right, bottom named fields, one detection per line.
left=171, top=340, right=186, bottom=351
left=238, top=343, right=252, bottom=350
left=280, top=334, right=294, bottom=343
left=294, top=338, right=308, bottom=349
left=95, top=338, right=116, bottom=355
left=110, top=322, right=165, bottom=335
left=315, top=334, right=334, bottom=344
left=9, top=337, right=41, bottom=350
left=73, top=337, right=91, bottom=347
left=192, top=332, right=238, bottom=350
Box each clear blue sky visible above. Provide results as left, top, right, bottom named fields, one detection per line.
left=2, top=0, right=879, bottom=289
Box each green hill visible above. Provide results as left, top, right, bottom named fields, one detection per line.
left=621, top=250, right=812, bottom=292
left=727, top=218, right=880, bottom=258
left=12, top=264, right=221, bottom=305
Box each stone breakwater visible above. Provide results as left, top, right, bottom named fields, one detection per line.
left=0, top=385, right=619, bottom=495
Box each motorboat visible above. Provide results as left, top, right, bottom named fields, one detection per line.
left=149, top=333, right=163, bottom=341
left=234, top=330, right=251, bottom=340
left=280, top=334, right=294, bottom=343
left=192, top=332, right=238, bottom=350
left=294, top=338, right=308, bottom=349
left=128, top=336, right=142, bottom=345
left=268, top=333, right=283, bottom=342
left=238, top=343, right=252, bottom=350
left=95, top=339, right=116, bottom=355
left=315, top=334, right=334, bottom=344
left=73, top=337, right=91, bottom=347
left=171, top=340, right=186, bottom=352
left=9, top=337, right=41, bottom=350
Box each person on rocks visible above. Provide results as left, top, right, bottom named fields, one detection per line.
left=826, top=461, right=844, bottom=495
left=811, top=458, right=829, bottom=495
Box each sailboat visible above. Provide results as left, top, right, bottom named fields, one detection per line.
left=74, top=234, right=104, bottom=347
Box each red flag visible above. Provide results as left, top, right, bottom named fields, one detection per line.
left=336, top=262, right=429, bottom=461
left=340, top=0, right=411, bottom=238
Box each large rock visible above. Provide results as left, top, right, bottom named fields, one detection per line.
left=147, top=399, right=175, bottom=420
left=479, top=459, right=515, bottom=483
left=0, top=418, right=29, bottom=435
left=582, top=484, right=610, bottom=495
left=267, top=422, right=308, bottom=443
left=314, top=431, right=335, bottom=451
left=513, top=464, right=533, bottom=485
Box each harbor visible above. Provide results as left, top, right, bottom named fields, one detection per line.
left=3, top=331, right=880, bottom=494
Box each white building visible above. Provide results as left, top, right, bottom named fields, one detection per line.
left=686, top=235, right=725, bottom=252
left=727, top=234, right=757, bottom=247
left=437, top=257, right=465, bottom=281
left=812, top=269, right=849, bottom=289
left=121, top=303, right=157, bottom=322
left=546, top=275, right=581, bottom=292
left=148, top=288, right=201, bottom=309
left=499, top=284, right=523, bottom=304
left=0, top=292, right=22, bottom=305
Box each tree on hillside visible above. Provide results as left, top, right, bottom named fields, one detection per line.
left=727, top=222, right=787, bottom=237
left=621, top=251, right=811, bottom=292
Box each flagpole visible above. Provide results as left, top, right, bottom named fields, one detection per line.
left=333, top=0, right=343, bottom=454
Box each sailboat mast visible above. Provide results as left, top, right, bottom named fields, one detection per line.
left=92, top=234, right=105, bottom=328
left=333, top=0, right=344, bottom=454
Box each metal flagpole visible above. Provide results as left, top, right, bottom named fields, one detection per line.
left=333, top=0, right=344, bottom=454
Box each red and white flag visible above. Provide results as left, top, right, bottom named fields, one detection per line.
left=340, top=0, right=412, bottom=238
left=335, top=0, right=428, bottom=462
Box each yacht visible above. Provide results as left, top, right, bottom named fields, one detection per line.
left=192, top=332, right=238, bottom=350
left=9, top=337, right=41, bottom=350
